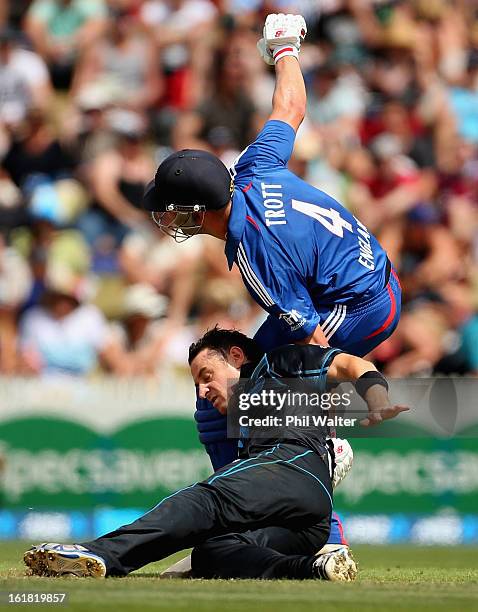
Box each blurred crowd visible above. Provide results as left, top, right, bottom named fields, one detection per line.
left=0, top=0, right=477, bottom=379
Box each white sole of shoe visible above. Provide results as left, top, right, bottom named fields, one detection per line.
left=24, top=547, right=106, bottom=578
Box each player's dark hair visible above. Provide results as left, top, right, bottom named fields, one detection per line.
left=188, top=327, right=263, bottom=365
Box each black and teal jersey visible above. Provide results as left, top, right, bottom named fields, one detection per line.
left=235, top=344, right=343, bottom=458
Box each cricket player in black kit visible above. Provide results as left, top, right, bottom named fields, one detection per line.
left=24, top=329, right=407, bottom=581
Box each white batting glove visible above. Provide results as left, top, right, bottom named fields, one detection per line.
left=330, top=438, right=354, bottom=489
left=257, top=13, right=307, bottom=65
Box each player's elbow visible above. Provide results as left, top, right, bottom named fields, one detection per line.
left=286, top=96, right=306, bottom=126
left=297, top=92, right=307, bottom=118
left=292, top=104, right=306, bottom=128
left=272, top=90, right=306, bottom=130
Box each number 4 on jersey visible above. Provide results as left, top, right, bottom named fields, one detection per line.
left=292, top=199, right=353, bottom=238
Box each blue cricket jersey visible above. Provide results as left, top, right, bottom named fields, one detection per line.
left=225, top=119, right=389, bottom=342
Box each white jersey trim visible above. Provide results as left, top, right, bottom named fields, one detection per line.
left=321, top=305, right=340, bottom=336
left=237, top=243, right=274, bottom=308
left=324, top=305, right=347, bottom=341
left=229, top=146, right=250, bottom=179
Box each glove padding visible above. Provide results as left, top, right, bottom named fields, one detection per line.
left=257, top=13, right=307, bottom=65
left=330, top=437, right=354, bottom=489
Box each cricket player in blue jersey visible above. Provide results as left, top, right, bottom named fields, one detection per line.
left=143, top=14, right=401, bottom=560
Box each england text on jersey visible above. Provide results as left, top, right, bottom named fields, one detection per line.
left=355, top=218, right=375, bottom=271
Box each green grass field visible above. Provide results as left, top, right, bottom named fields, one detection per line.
left=0, top=543, right=477, bottom=611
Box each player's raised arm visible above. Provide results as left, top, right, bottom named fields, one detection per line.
left=269, top=56, right=306, bottom=132
left=327, top=352, right=410, bottom=427
left=257, top=14, right=307, bottom=132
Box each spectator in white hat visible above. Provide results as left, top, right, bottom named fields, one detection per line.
left=102, top=282, right=170, bottom=377
left=18, top=263, right=109, bottom=376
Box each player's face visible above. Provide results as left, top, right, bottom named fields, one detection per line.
left=190, top=348, right=244, bottom=414
left=156, top=209, right=205, bottom=240
left=153, top=203, right=231, bottom=242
